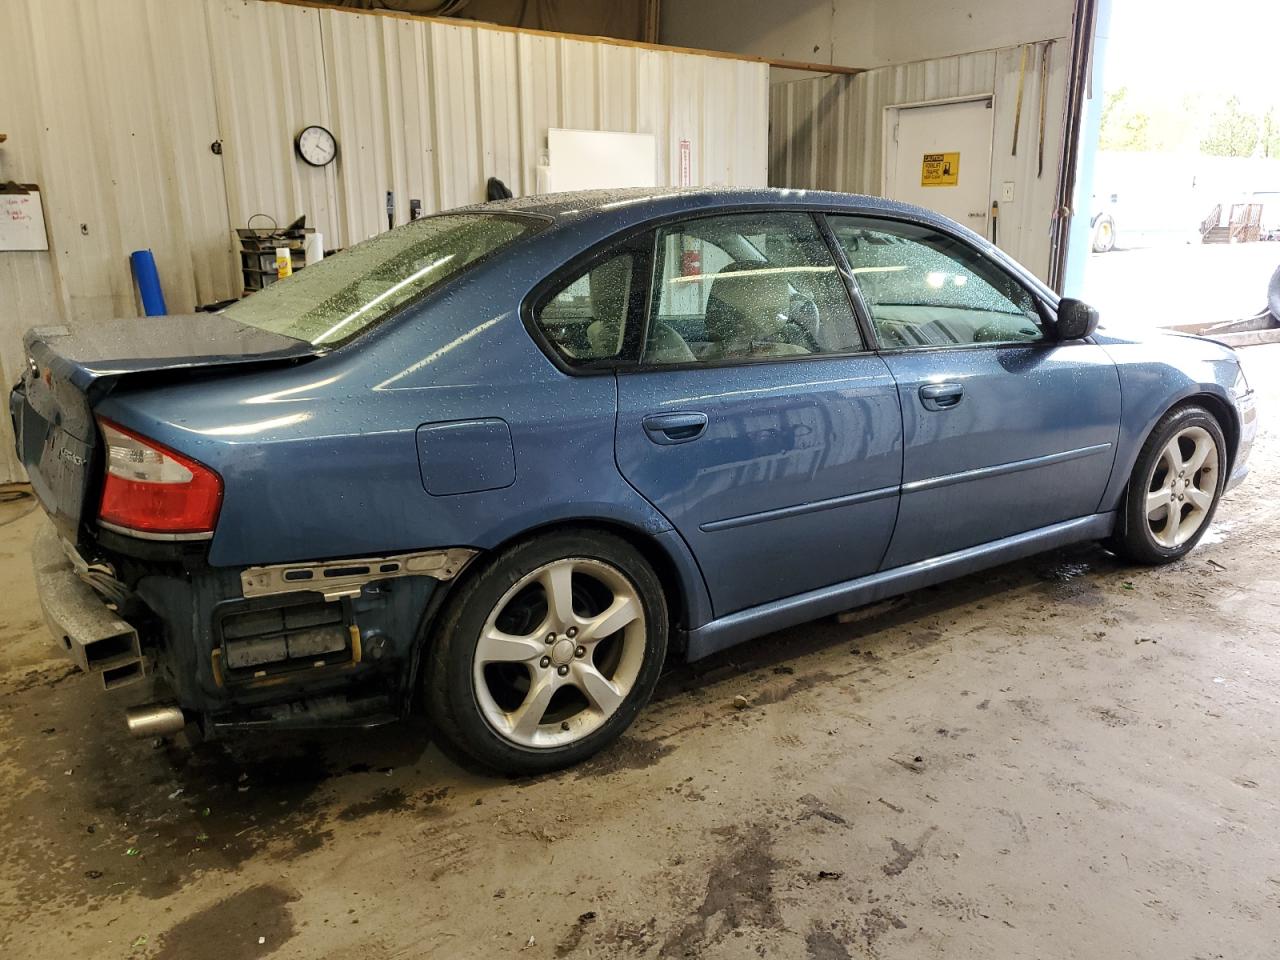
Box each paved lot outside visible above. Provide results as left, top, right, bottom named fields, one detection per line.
left=1085, top=241, right=1280, bottom=332
left=1, top=346, right=1278, bottom=960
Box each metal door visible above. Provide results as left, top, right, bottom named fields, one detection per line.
left=886, top=98, right=995, bottom=237
left=616, top=359, right=904, bottom=616
left=877, top=343, right=1121, bottom=568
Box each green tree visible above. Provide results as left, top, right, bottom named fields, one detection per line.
left=1263, top=109, right=1280, bottom=159
left=1099, top=86, right=1154, bottom=151
left=1200, top=97, right=1260, bottom=157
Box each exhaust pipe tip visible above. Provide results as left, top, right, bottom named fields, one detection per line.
left=125, top=703, right=187, bottom=739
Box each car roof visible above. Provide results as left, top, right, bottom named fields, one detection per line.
left=457, top=186, right=1057, bottom=304
left=463, top=186, right=933, bottom=224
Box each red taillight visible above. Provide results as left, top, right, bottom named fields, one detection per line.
left=97, top=419, right=223, bottom=537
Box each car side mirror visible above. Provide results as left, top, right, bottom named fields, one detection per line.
left=1055, top=298, right=1099, bottom=341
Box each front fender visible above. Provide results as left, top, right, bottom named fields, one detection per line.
left=1094, top=333, right=1243, bottom=511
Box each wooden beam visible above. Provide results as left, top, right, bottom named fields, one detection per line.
left=767, top=58, right=864, bottom=76
left=263, top=0, right=865, bottom=76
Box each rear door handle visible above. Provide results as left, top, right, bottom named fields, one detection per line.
left=919, top=382, right=963, bottom=411
left=642, top=412, right=708, bottom=445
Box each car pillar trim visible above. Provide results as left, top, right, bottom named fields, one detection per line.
left=240, top=547, right=480, bottom=601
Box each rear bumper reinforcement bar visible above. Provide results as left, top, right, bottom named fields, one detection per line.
left=32, top=519, right=145, bottom=689
left=240, top=547, right=478, bottom=601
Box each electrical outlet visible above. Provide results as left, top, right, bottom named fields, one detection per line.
left=1001, top=182, right=1016, bottom=203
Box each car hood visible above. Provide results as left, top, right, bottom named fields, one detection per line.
left=1093, top=326, right=1238, bottom=359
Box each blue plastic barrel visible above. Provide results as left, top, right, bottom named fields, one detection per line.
left=130, top=249, right=168, bottom=316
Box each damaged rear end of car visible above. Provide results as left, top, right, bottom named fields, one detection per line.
left=15, top=319, right=326, bottom=733
left=13, top=316, right=479, bottom=739
left=11, top=212, right=545, bottom=738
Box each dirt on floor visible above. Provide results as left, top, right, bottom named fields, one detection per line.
left=1, top=346, right=1279, bottom=960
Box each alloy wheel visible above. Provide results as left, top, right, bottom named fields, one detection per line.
left=1144, top=425, right=1218, bottom=548
left=472, top=557, right=647, bottom=749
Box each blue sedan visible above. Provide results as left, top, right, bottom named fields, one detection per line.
left=13, top=188, right=1257, bottom=773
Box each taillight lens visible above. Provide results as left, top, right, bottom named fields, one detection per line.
left=97, top=419, right=223, bottom=537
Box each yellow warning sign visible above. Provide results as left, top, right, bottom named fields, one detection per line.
left=921, top=152, right=960, bottom=187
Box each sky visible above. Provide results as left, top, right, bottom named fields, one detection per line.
left=1104, top=0, right=1280, bottom=109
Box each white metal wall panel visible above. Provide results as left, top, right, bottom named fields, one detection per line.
left=988, top=42, right=1069, bottom=277
left=770, top=41, right=1068, bottom=280
left=428, top=20, right=487, bottom=213
left=475, top=29, right=523, bottom=198
left=0, top=0, right=233, bottom=481
left=0, top=0, right=59, bottom=485
left=667, top=55, right=702, bottom=184
left=597, top=44, right=637, bottom=135
left=0, top=0, right=768, bottom=483
left=208, top=2, right=767, bottom=242
left=323, top=9, right=395, bottom=240
left=558, top=39, right=599, bottom=132
left=634, top=49, right=671, bottom=185
left=10, top=0, right=232, bottom=323
left=208, top=0, right=339, bottom=243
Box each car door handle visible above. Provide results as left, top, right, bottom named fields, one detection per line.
left=642, top=412, right=709, bottom=445
left=919, top=382, right=964, bottom=411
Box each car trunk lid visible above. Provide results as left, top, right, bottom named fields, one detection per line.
left=10, top=314, right=320, bottom=542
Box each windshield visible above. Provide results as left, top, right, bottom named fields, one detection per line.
left=221, top=213, right=537, bottom=345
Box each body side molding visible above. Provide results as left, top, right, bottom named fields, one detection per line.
left=902, top=443, right=1113, bottom=494
left=699, top=484, right=900, bottom=533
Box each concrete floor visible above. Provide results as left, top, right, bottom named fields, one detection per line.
left=2, top=345, right=1278, bottom=960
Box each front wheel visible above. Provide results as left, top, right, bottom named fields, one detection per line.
left=1110, top=404, right=1226, bottom=564
left=425, top=530, right=668, bottom=774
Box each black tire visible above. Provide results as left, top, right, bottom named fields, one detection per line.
left=425, top=529, right=668, bottom=775
left=1110, top=404, right=1226, bottom=564
left=1092, top=215, right=1116, bottom=253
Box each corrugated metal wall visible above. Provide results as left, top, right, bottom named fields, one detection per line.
left=770, top=40, right=1069, bottom=282
left=196, top=0, right=766, bottom=249
left=0, top=0, right=769, bottom=482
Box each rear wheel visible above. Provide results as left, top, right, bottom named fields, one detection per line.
left=425, top=530, right=667, bottom=774
left=1111, top=404, right=1226, bottom=564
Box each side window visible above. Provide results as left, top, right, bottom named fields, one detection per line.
left=644, top=212, right=864, bottom=365
left=535, top=253, right=636, bottom=364
left=828, top=216, right=1045, bottom=349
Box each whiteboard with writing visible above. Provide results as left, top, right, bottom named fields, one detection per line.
left=0, top=188, right=50, bottom=251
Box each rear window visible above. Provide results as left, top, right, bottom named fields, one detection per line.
left=221, top=213, right=538, bottom=345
